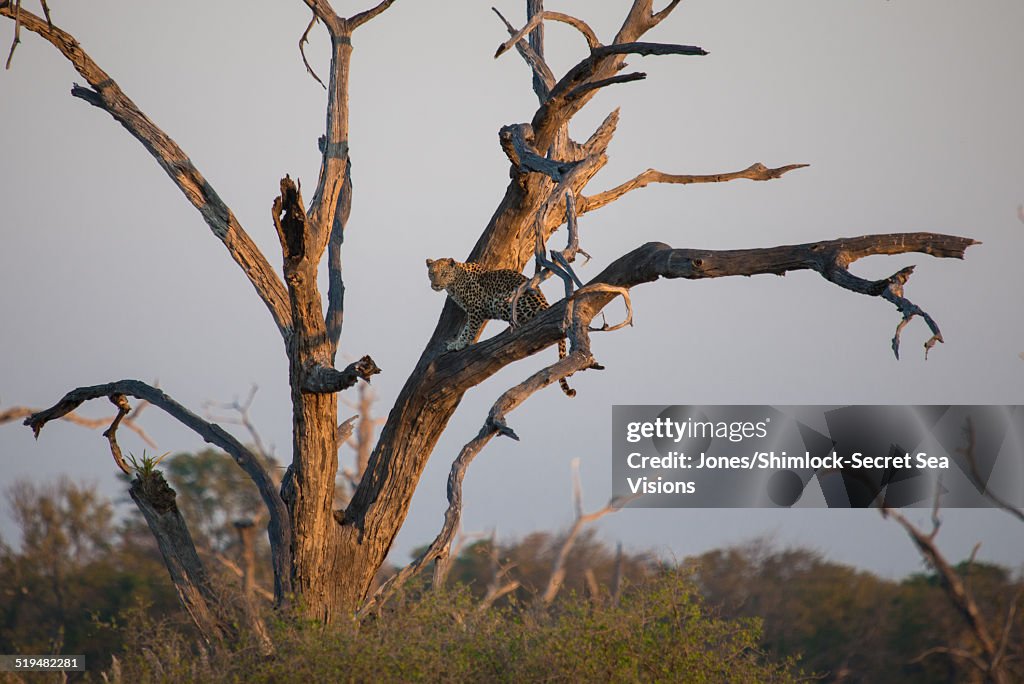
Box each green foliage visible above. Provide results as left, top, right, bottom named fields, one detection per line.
left=125, top=450, right=172, bottom=479
left=2, top=473, right=1019, bottom=683
left=0, top=479, right=180, bottom=677
left=688, top=541, right=1024, bottom=683
left=113, top=573, right=798, bottom=683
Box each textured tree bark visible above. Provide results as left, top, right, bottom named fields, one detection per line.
left=129, top=472, right=237, bottom=646
left=6, top=0, right=981, bottom=630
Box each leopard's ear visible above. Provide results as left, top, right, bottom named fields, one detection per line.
left=425, top=259, right=434, bottom=266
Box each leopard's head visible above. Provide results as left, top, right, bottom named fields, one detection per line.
left=426, top=258, right=457, bottom=291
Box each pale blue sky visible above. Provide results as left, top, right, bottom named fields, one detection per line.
left=1, top=1, right=1022, bottom=577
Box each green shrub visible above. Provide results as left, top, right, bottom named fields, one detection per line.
left=112, top=571, right=797, bottom=683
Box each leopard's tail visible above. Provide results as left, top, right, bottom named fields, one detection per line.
left=557, top=338, right=576, bottom=398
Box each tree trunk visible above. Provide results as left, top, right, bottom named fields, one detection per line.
left=8, top=0, right=982, bottom=629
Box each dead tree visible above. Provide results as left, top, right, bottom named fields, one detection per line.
left=882, top=420, right=1023, bottom=684
left=3, top=0, right=979, bottom=636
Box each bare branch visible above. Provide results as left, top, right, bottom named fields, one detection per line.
left=549, top=42, right=707, bottom=100
left=209, top=551, right=275, bottom=603
left=359, top=317, right=599, bottom=616
left=959, top=417, right=1024, bottom=523
left=494, top=10, right=543, bottom=59
left=302, top=29, right=350, bottom=267
left=551, top=191, right=590, bottom=284
left=615, top=0, right=684, bottom=44
left=4, top=0, right=19, bottom=69
left=299, top=12, right=327, bottom=89
left=102, top=394, right=133, bottom=476
left=499, top=123, right=579, bottom=181
left=348, top=0, right=398, bottom=30
left=525, top=39, right=707, bottom=152
left=526, top=0, right=546, bottom=101
left=545, top=11, right=600, bottom=50
left=994, top=586, right=1023, bottom=672
left=882, top=503, right=1004, bottom=681
left=202, top=385, right=275, bottom=468
left=24, top=380, right=294, bottom=606
left=302, top=355, right=381, bottom=394
left=298, top=0, right=339, bottom=29
left=479, top=578, right=520, bottom=611
left=540, top=459, right=633, bottom=606
left=0, top=5, right=294, bottom=340
left=565, top=71, right=648, bottom=101
left=436, top=234, right=977, bottom=399
left=478, top=537, right=520, bottom=611
left=494, top=10, right=601, bottom=59
left=492, top=6, right=555, bottom=99
left=579, top=162, right=809, bottom=214
left=651, top=0, right=684, bottom=25
left=513, top=190, right=590, bottom=325
left=575, top=283, right=633, bottom=333
left=325, top=159, right=352, bottom=352
left=1, top=401, right=157, bottom=448
left=882, top=266, right=943, bottom=359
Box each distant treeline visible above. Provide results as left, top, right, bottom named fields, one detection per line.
left=1, top=454, right=1020, bottom=682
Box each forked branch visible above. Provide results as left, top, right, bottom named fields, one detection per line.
left=0, top=400, right=156, bottom=448
left=539, top=458, right=634, bottom=606
left=579, top=162, right=811, bottom=214
left=959, top=418, right=1024, bottom=523
left=494, top=9, right=601, bottom=59
left=24, top=380, right=294, bottom=605
left=881, top=496, right=1011, bottom=683
left=359, top=288, right=611, bottom=615
left=492, top=6, right=555, bottom=98
left=303, top=355, right=381, bottom=393
left=615, top=0, right=684, bottom=44
left=441, top=234, right=977, bottom=396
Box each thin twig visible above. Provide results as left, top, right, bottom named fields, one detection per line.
left=299, top=12, right=326, bottom=89
left=4, top=0, right=20, bottom=69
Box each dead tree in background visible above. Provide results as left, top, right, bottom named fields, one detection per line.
left=882, top=421, right=1023, bottom=684
left=3, top=0, right=978, bottom=635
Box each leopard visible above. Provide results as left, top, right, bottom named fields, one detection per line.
left=426, top=257, right=575, bottom=397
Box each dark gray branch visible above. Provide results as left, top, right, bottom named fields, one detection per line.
left=130, top=470, right=237, bottom=646
left=303, top=355, right=381, bottom=394
left=498, top=123, right=579, bottom=181
left=360, top=309, right=599, bottom=616
left=24, top=380, right=294, bottom=606
left=549, top=41, right=707, bottom=101
left=492, top=6, right=555, bottom=100
left=434, top=234, right=979, bottom=395
left=326, top=155, right=353, bottom=354
left=565, top=71, right=647, bottom=100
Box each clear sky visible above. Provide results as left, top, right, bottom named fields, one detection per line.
left=1, top=1, right=1022, bottom=578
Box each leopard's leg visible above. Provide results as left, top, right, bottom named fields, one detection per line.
left=448, top=310, right=485, bottom=351
left=557, top=338, right=575, bottom=397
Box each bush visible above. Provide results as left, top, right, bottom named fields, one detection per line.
left=112, top=571, right=797, bottom=683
